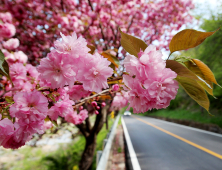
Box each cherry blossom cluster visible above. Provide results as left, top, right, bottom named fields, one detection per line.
left=123, top=45, right=179, bottom=113
left=0, top=32, right=114, bottom=149
left=38, top=32, right=113, bottom=92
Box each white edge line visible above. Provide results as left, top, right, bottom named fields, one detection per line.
left=147, top=116, right=222, bottom=138
left=96, top=114, right=120, bottom=170
left=122, top=116, right=141, bottom=170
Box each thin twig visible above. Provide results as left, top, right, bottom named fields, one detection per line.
left=78, top=89, right=110, bottom=104
left=167, top=52, right=172, bottom=60
left=107, top=77, right=123, bottom=82
left=0, top=90, right=11, bottom=98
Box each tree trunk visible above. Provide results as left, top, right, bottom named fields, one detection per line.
left=78, top=105, right=108, bottom=170
left=79, top=133, right=97, bottom=170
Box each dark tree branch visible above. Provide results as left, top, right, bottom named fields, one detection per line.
left=88, top=0, right=94, bottom=11
left=127, top=15, right=135, bottom=33
left=85, top=117, right=92, bottom=132
left=92, top=105, right=108, bottom=134
left=76, top=123, right=90, bottom=138
left=60, top=0, right=65, bottom=12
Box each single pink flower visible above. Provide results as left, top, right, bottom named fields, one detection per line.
left=10, top=91, right=49, bottom=120
left=65, top=111, right=81, bottom=125
left=0, top=12, right=13, bottom=23
left=38, top=51, right=77, bottom=88
left=0, top=119, right=14, bottom=146
left=10, top=63, right=27, bottom=81
left=3, top=38, right=20, bottom=50
left=77, top=53, right=113, bottom=93
left=2, top=124, right=30, bottom=149
left=26, top=64, right=39, bottom=80
left=13, top=51, right=28, bottom=63
left=54, top=32, right=89, bottom=57
left=48, top=94, right=74, bottom=120
left=43, top=121, right=53, bottom=130
left=0, top=23, right=16, bottom=38
left=78, top=109, right=88, bottom=122
left=111, top=91, right=129, bottom=110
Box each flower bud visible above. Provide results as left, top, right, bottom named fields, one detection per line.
left=91, top=101, right=97, bottom=107
left=101, top=102, right=106, bottom=107
left=112, top=84, right=119, bottom=91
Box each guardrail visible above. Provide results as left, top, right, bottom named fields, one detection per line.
left=96, top=114, right=120, bottom=170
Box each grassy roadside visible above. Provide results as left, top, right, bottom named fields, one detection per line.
left=138, top=109, right=222, bottom=128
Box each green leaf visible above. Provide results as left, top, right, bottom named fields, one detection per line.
left=47, top=93, right=56, bottom=103
left=87, top=44, right=96, bottom=54
left=166, top=60, right=199, bottom=80
left=119, top=28, right=147, bottom=57
left=196, top=80, right=214, bottom=97
left=45, top=116, right=58, bottom=126
left=5, top=96, right=14, bottom=103
left=169, top=28, right=219, bottom=54
left=176, top=76, right=210, bottom=112
left=0, top=50, right=13, bottom=86
left=0, top=50, right=10, bottom=76
left=192, top=59, right=220, bottom=87
left=52, top=120, right=58, bottom=127
left=184, top=59, right=220, bottom=97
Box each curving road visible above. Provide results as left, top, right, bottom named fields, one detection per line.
left=123, top=115, right=222, bottom=170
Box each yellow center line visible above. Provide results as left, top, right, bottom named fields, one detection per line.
left=131, top=115, right=222, bottom=160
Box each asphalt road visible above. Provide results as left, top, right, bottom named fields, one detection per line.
left=123, top=115, right=222, bottom=170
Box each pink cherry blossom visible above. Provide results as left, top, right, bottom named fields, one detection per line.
left=54, top=32, right=90, bottom=57
left=13, top=51, right=28, bottom=63
left=38, top=51, right=77, bottom=88
left=3, top=38, right=20, bottom=50
left=77, top=53, right=113, bottom=93
left=43, top=121, right=53, bottom=130
left=48, top=94, right=74, bottom=120
left=0, top=23, right=16, bottom=38
left=67, top=85, right=91, bottom=101
left=78, top=109, right=88, bottom=122
left=2, top=123, right=30, bottom=149
left=10, top=63, right=27, bottom=81
left=65, top=111, right=81, bottom=125
left=123, top=44, right=179, bottom=113
left=26, top=64, right=39, bottom=80
left=0, top=119, right=14, bottom=146
left=0, top=12, right=13, bottom=23
left=10, top=91, right=49, bottom=120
